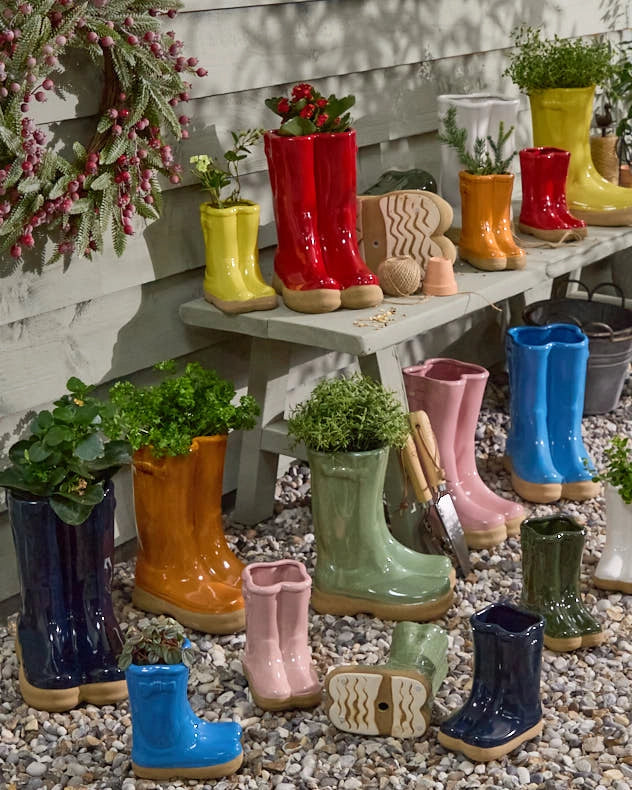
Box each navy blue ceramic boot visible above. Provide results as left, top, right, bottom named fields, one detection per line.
left=8, top=492, right=82, bottom=711
left=59, top=481, right=127, bottom=704
left=438, top=602, right=545, bottom=762
left=546, top=327, right=600, bottom=500
left=127, top=660, right=243, bottom=780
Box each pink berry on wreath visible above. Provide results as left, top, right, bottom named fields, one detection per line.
left=87, top=31, right=98, bottom=43
left=124, top=16, right=134, bottom=26
left=35, top=91, right=46, bottom=102
left=100, top=36, right=114, bottom=48
left=111, top=124, right=122, bottom=135
left=169, top=174, right=180, bottom=184
left=196, top=67, right=207, bottom=77
left=10, top=244, right=21, bottom=258
left=127, top=35, right=138, bottom=45
left=55, top=35, right=67, bottom=46
left=43, top=78, right=54, bottom=90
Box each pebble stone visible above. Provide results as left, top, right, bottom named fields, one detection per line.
left=1, top=376, right=631, bottom=789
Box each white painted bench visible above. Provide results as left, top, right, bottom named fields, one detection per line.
left=180, top=225, right=632, bottom=525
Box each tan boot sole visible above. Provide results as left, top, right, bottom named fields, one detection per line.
left=504, top=253, right=527, bottom=270
left=458, top=251, right=507, bottom=271
left=594, top=576, right=632, bottom=594
left=438, top=719, right=543, bottom=762
left=273, top=273, right=341, bottom=313
left=326, top=666, right=431, bottom=737
left=243, top=667, right=321, bottom=712
left=505, top=514, right=525, bottom=536
left=311, top=586, right=454, bottom=621
left=132, top=586, right=245, bottom=634
left=340, top=284, right=383, bottom=309
left=132, top=753, right=243, bottom=780
left=561, top=480, right=601, bottom=501
left=544, top=630, right=604, bottom=652
left=571, top=206, right=632, bottom=226
left=463, top=523, right=507, bottom=550
left=518, top=223, right=587, bottom=242
left=503, top=456, right=562, bottom=503
left=204, top=291, right=278, bottom=314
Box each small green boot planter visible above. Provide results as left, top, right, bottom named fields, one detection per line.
left=326, top=622, right=448, bottom=738
left=520, top=516, right=604, bottom=652
left=438, top=602, right=545, bottom=762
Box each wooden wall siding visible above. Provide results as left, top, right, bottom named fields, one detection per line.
left=0, top=1, right=629, bottom=601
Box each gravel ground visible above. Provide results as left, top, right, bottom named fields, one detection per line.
left=1, top=377, right=631, bottom=790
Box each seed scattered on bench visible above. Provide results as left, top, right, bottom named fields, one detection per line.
left=353, top=308, right=398, bottom=329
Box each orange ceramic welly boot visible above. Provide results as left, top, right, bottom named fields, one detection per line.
left=132, top=442, right=245, bottom=634
left=492, top=174, right=526, bottom=270
left=458, top=172, right=506, bottom=271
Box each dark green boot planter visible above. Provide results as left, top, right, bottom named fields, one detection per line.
left=438, top=602, right=545, bottom=762
left=325, top=622, right=448, bottom=737
left=308, top=448, right=455, bottom=621
left=521, top=516, right=604, bottom=652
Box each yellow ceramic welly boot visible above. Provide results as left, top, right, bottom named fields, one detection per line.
left=200, top=204, right=267, bottom=314
left=530, top=87, right=632, bottom=226
left=235, top=202, right=277, bottom=309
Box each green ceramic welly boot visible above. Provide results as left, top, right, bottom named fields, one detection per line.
left=520, top=516, right=604, bottom=652
left=308, top=448, right=455, bottom=621
left=325, top=622, right=448, bottom=737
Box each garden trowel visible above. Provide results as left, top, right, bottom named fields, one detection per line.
left=407, top=410, right=471, bottom=575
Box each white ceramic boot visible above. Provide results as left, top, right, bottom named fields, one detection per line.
left=594, top=484, right=632, bottom=594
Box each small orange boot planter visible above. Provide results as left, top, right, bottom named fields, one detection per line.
left=458, top=172, right=506, bottom=270
left=492, top=174, right=526, bottom=270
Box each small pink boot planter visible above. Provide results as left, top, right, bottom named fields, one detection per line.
left=242, top=560, right=321, bottom=711
left=404, top=359, right=526, bottom=549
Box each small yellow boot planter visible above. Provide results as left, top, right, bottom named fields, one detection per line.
left=200, top=202, right=277, bottom=314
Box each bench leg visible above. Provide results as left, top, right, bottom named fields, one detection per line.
left=232, top=338, right=291, bottom=526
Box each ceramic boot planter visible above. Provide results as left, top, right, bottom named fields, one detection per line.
left=422, top=256, right=458, bottom=296
left=594, top=484, right=632, bottom=593
left=491, top=174, right=526, bottom=269
left=404, top=359, right=525, bottom=549
left=505, top=325, right=599, bottom=503
left=326, top=622, right=448, bottom=738
left=9, top=482, right=126, bottom=711
left=458, top=172, right=507, bottom=270
left=242, top=560, right=321, bottom=711
left=127, top=655, right=243, bottom=780
left=132, top=436, right=245, bottom=634
left=308, top=447, right=455, bottom=620
left=529, top=87, right=632, bottom=226
left=518, top=147, right=588, bottom=241
left=438, top=602, right=544, bottom=762
left=264, top=131, right=341, bottom=314
left=200, top=203, right=277, bottom=314
left=521, top=516, right=604, bottom=651
left=313, top=130, right=383, bottom=309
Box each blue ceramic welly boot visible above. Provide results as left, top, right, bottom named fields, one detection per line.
left=505, top=326, right=563, bottom=503
left=9, top=492, right=82, bottom=711
left=127, top=660, right=243, bottom=780
left=438, top=602, right=545, bottom=762
left=60, top=482, right=127, bottom=703
left=546, top=329, right=600, bottom=500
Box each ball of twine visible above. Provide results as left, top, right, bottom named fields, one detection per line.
left=377, top=255, right=421, bottom=296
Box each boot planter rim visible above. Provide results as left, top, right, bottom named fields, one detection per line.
left=242, top=559, right=311, bottom=596
left=507, top=323, right=587, bottom=349
left=471, top=600, right=545, bottom=639
left=404, top=358, right=489, bottom=386
left=520, top=514, right=586, bottom=541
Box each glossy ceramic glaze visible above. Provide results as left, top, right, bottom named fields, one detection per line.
left=127, top=660, right=243, bottom=779
left=492, top=174, right=526, bottom=268
left=132, top=437, right=245, bottom=629
left=438, top=602, right=544, bottom=760
left=458, top=172, right=507, bottom=270
left=530, top=87, right=632, bottom=224
left=404, top=360, right=524, bottom=546
left=242, top=560, right=320, bottom=710
left=326, top=622, right=448, bottom=738
left=308, top=447, right=454, bottom=617
left=521, top=516, right=603, bottom=650
left=595, top=484, right=632, bottom=592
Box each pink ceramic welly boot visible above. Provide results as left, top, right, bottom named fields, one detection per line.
left=242, top=561, right=320, bottom=711
left=403, top=360, right=507, bottom=549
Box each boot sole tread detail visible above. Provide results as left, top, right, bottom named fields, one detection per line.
left=310, top=586, right=454, bottom=621
left=326, top=667, right=431, bottom=737
left=438, top=719, right=544, bottom=762
left=132, top=753, right=243, bottom=780
left=132, top=586, right=245, bottom=635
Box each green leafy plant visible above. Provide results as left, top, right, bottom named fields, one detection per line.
left=608, top=41, right=632, bottom=139
left=109, top=360, right=260, bottom=457
left=190, top=129, right=264, bottom=209
left=438, top=107, right=516, bottom=175
left=265, top=82, right=355, bottom=136
left=504, top=26, right=614, bottom=92
left=118, top=618, right=192, bottom=669
left=593, top=436, right=632, bottom=504
left=0, top=378, right=132, bottom=525
left=287, top=374, right=409, bottom=454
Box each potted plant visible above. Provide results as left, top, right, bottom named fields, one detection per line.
left=263, top=83, right=382, bottom=313
left=593, top=436, right=632, bottom=593
left=287, top=374, right=454, bottom=620
left=119, top=618, right=243, bottom=779
left=504, top=26, right=632, bottom=226
left=608, top=40, right=632, bottom=186
left=109, top=360, right=259, bottom=634
left=438, top=107, right=525, bottom=271
left=0, top=377, right=132, bottom=711
left=191, top=129, right=277, bottom=314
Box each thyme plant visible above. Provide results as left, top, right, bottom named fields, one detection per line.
left=593, top=436, right=632, bottom=504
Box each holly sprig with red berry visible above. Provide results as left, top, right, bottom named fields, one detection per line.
left=265, top=83, right=355, bottom=136
left=0, top=0, right=206, bottom=264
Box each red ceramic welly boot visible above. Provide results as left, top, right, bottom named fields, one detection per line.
left=313, top=130, right=383, bottom=309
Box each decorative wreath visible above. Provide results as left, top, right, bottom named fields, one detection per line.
left=0, top=1, right=205, bottom=264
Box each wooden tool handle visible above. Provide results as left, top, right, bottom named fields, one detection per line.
left=401, top=435, right=433, bottom=504
left=409, top=410, right=445, bottom=489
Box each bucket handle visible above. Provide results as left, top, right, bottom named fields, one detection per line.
left=589, top=282, right=626, bottom=308
left=566, top=278, right=591, bottom=297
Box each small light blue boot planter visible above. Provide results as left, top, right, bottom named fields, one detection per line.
left=126, top=653, right=243, bottom=780
left=505, top=324, right=599, bottom=503
left=438, top=602, right=545, bottom=762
